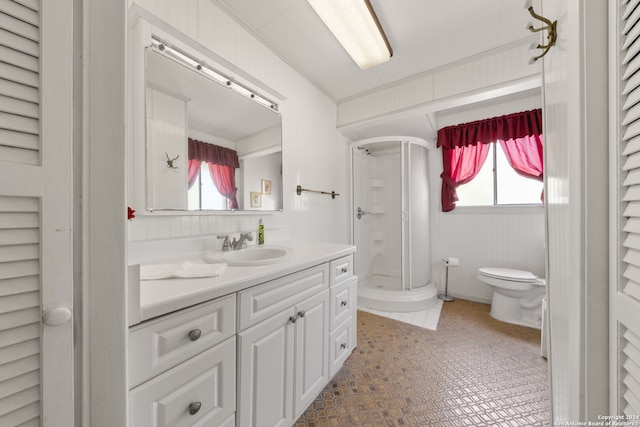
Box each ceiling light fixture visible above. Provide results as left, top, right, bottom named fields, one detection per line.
left=524, top=0, right=557, bottom=64
left=149, top=37, right=278, bottom=112
left=307, top=0, right=392, bottom=70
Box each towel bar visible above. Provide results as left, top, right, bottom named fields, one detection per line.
left=296, top=185, right=339, bottom=199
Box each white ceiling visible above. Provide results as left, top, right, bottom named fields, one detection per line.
left=214, top=0, right=535, bottom=101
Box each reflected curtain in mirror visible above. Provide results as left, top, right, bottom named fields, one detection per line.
left=188, top=138, right=240, bottom=209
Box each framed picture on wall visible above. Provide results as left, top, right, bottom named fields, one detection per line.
left=250, top=192, right=262, bottom=208
left=261, top=179, right=272, bottom=195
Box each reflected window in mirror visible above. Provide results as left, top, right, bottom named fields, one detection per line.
left=187, top=138, right=240, bottom=210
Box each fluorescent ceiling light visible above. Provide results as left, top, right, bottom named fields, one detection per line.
left=307, top=0, right=392, bottom=70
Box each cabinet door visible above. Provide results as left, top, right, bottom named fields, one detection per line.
left=294, top=289, right=330, bottom=417
left=238, top=307, right=295, bottom=427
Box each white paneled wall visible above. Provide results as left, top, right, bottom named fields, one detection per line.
left=431, top=205, right=545, bottom=303
left=128, top=0, right=348, bottom=244
left=429, top=91, right=545, bottom=302
left=338, top=41, right=540, bottom=128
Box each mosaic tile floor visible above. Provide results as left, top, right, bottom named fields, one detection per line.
left=295, top=299, right=550, bottom=426
left=358, top=299, right=444, bottom=331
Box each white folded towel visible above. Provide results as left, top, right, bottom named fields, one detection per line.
left=140, top=261, right=227, bottom=280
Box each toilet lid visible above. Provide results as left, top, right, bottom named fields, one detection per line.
left=478, top=267, right=538, bottom=282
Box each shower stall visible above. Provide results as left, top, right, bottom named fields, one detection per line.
left=350, top=136, right=437, bottom=312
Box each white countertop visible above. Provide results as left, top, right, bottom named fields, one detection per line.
left=133, top=240, right=356, bottom=323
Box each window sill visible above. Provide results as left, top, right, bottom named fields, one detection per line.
left=448, top=204, right=544, bottom=215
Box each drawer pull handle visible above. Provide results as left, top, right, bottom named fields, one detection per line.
left=188, top=329, right=202, bottom=342
left=340, top=267, right=348, bottom=274
left=298, top=310, right=306, bottom=318
left=340, top=343, right=347, bottom=350
left=341, top=300, right=348, bottom=307
left=289, top=315, right=298, bottom=323
left=188, top=401, right=202, bottom=416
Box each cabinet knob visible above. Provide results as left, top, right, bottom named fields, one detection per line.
left=341, top=300, right=348, bottom=307
left=188, top=401, right=202, bottom=416
left=289, top=315, right=298, bottom=324
left=340, top=343, right=347, bottom=350
left=341, top=267, right=348, bottom=274
left=188, top=329, right=202, bottom=342
left=297, top=310, right=306, bottom=318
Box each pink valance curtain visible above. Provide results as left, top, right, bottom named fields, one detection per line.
left=188, top=138, right=240, bottom=208
left=188, top=138, right=240, bottom=168
left=436, top=109, right=543, bottom=211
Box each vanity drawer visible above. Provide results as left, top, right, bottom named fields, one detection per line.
left=238, top=263, right=328, bottom=330
left=330, top=255, right=353, bottom=285
left=129, top=337, right=236, bottom=427
left=329, top=318, right=354, bottom=377
left=129, top=294, right=236, bottom=388
left=330, top=278, right=353, bottom=330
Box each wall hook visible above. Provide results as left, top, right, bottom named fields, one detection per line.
left=165, top=152, right=179, bottom=169
left=524, top=0, right=557, bottom=64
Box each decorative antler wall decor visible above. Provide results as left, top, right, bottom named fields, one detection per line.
left=165, top=152, right=179, bottom=169
left=524, top=0, right=557, bottom=64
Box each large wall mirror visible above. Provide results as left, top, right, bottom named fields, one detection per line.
left=144, top=45, right=283, bottom=212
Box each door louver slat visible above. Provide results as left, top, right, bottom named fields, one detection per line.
left=619, top=0, right=640, bottom=414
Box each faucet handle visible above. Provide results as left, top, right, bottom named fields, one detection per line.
left=217, top=234, right=232, bottom=251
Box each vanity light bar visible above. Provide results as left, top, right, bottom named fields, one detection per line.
left=149, top=37, right=279, bottom=112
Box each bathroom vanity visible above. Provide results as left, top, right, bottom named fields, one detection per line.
left=127, top=240, right=357, bottom=427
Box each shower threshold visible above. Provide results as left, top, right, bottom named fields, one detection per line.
left=358, top=275, right=438, bottom=312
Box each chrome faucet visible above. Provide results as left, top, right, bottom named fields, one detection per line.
left=231, top=232, right=253, bottom=250
left=217, top=234, right=232, bottom=251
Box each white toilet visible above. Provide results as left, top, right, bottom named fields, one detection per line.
left=477, top=267, right=546, bottom=329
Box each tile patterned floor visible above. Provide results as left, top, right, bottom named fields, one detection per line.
left=358, top=300, right=444, bottom=331
left=295, top=299, right=550, bottom=426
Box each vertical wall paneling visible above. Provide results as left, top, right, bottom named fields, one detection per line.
left=145, top=87, right=187, bottom=210
left=429, top=92, right=545, bottom=302
left=128, top=1, right=348, bottom=244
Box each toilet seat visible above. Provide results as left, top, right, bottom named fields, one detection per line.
left=478, top=267, right=538, bottom=283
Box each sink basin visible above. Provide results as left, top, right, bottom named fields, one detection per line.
left=204, top=246, right=293, bottom=266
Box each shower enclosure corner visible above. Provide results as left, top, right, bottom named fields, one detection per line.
left=350, top=136, right=437, bottom=312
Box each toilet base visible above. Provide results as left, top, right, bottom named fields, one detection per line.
left=490, top=291, right=543, bottom=329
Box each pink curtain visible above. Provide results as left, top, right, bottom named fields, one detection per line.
left=188, top=138, right=240, bottom=208
left=439, top=144, right=491, bottom=212
left=187, top=159, right=201, bottom=189
left=498, top=135, right=544, bottom=180
left=207, top=163, right=239, bottom=209
left=188, top=138, right=239, bottom=168
left=437, top=109, right=543, bottom=211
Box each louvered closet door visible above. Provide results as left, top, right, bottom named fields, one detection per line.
left=0, top=0, right=74, bottom=426
left=615, top=0, right=640, bottom=415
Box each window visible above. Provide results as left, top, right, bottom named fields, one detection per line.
left=187, top=163, right=233, bottom=210
left=455, top=143, right=544, bottom=206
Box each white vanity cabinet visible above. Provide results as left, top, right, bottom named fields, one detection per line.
left=128, top=295, right=237, bottom=427
left=128, top=242, right=357, bottom=427
left=328, top=255, right=357, bottom=377
left=237, top=264, right=330, bottom=427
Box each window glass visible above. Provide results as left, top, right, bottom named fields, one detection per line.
left=455, top=143, right=543, bottom=207
left=455, top=144, right=494, bottom=206
left=496, top=146, right=543, bottom=205
left=187, top=163, right=228, bottom=210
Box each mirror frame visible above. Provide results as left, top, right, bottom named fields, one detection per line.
left=129, top=16, right=286, bottom=216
